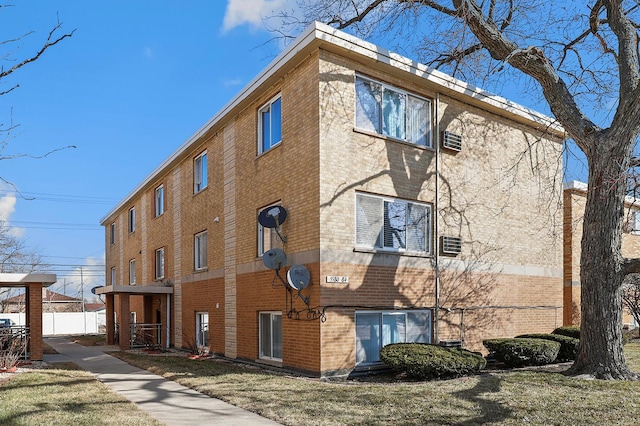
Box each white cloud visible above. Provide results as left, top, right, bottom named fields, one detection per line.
left=0, top=183, right=24, bottom=238
left=222, top=0, right=288, bottom=32
left=51, top=254, right=106, bottom=301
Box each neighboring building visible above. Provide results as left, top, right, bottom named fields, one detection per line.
left=2, top=289, right=83, bottom=313
left=563, top=181, right=640, bottom=328
left=99, top=22, right=565, bottom=377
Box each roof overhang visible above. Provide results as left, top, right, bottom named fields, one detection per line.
left=0, top=273, right=57, bottom=288
left=95, top=285, right=174, bottom=295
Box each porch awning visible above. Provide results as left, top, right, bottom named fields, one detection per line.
left=0, top=273, right=57, bottom=287
left=95, top=284, right=173, bottom=295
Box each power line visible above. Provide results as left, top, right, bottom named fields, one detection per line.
left=7, top=220, right=101, bottom=231
left=0, top=189, right=117, bottom=205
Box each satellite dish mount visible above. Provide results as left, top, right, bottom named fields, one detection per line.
left=258, top=205, right=287, bottom=244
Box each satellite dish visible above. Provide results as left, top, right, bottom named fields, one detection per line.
left=90, top=286, right=101, bottom=295
left=258, top=205, right=287, bottom=229
left=262, top=248, right=287, bottom=270
left=287, top=264, right=311, bottom=291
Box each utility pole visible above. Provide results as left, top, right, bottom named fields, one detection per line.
left=80, top=266, right=86, bottom=333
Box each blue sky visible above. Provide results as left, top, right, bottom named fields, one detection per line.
left=0, top=1, right=289, bottom=299
left=0, top=1, right=586, bottom=300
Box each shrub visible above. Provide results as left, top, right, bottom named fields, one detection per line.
left=380, top=343, right=486, bottom=380
left=515, top=333, right=579, bottom=362
left=552, top=326, right=580, bottom=339
left=483, top=338, right=560, bottom=367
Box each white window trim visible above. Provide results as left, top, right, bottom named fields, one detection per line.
left=259, top=311, right=283, bottom=362
left=155, top=185, right=165, bottom=217
left=194, top=231, right=208, bottom=271
left=129, top=259, right=136, bottom=285
left=194, top=151, right=208, bottom=194
left=155, top=247, right=165, bottom=280
left=110, top=222, right=116, bottom=245
left=355, top=309, right=432, bottom=365
left=355, top=192, right=432, bottom=255
left=128, top=207, right=136, bottom=233
left=258, top=94, right=282, bottom=155
left=354, top=74, right=432, bottom=148
left=110, top=267, right=116, bottom=285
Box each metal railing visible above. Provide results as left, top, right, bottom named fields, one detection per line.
left=0, top=326, right=29, bottom=361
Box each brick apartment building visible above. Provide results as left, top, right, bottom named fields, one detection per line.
left=563, top=181, right=640, bottom=328
left=99, top=22, right=565, bottom=377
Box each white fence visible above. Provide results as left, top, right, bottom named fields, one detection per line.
left=0, top=312, right=106, bottom=335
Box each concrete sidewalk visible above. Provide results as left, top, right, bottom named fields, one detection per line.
left=44, top=337, right=280, bottom=426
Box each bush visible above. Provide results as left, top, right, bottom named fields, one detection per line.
left=380, top=343, right=486, bottom=380
left=483, top=338, right=560, bottom=367
left=515, top=333, right=579, bottom=362
left=552, top=326, right=580, bottom=339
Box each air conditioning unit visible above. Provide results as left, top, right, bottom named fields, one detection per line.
left=441, top=236, right=462, bottom=255
left=441, top=131, right=462, bottom=152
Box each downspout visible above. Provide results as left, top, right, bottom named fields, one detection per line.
left=434, top=93, right=441, bottom=344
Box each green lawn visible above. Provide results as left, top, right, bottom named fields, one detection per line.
left=110, top=343, right=640, bottom=425
left=0, top=369, right=161, bottom=425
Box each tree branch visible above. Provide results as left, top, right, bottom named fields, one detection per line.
left=451, top=0, right=597, bottom=151
left=623, top=257, right=640, bottom=275
left=0, top=21, right=75, bottom=81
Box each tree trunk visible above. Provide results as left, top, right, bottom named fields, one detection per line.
left=567, top=144, right=637, bottom=380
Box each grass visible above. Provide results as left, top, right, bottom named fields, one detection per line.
left=70, top=334, right=106, bottom=347
left=0, top=368, right=161, bottom=425
left=110, top=343, right=640, bottom=425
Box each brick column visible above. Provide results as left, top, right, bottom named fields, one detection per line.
left=119, top=294, right=131, bottom=350
left=106, top=294, right=115, bottom=345
left=27, top=283, right=44, bottom=360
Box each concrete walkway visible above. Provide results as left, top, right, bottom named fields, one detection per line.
left=44, top=337, right=280, bottom=426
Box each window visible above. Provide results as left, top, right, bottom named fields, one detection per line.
left=194, top=151, right=208, bottom=193
left=355, top=310, right=432, bottom=364
left=155, top=185, right=165, bottom=217
left=128, top=207, right=136, bottom=233
left=196, top=312, right=209, bottom=347
left=110, top=267, right=116, bottom=285
left=194, top=231, right=208, bottom=270
left=258, top=95, right=282, bottom=154
left=110, top=222, right=116, bottom=245
left=355, top=76, right=431, bottom=147
left=259, top=311, right=282, bottom=361
left=129, top=259, right=136, bottom=285
left=356, top=193, right=431, bottom=254
left=155, top=248, right=165, bottom=280
left=258, top=203, right=283, bottom=256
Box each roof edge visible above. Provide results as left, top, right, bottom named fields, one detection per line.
left=101, top=21, right=566, bottom=225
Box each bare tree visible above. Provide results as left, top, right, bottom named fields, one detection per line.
left=0, top=221, right=44, bottom=312
left=1, top=5, right=75, bottom=188
left=286, top=1, right=640, bottom=379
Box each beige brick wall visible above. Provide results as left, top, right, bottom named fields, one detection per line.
left=563, top=187, right=640, bottom=326
left=104, top=43, right=563, bottom=376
